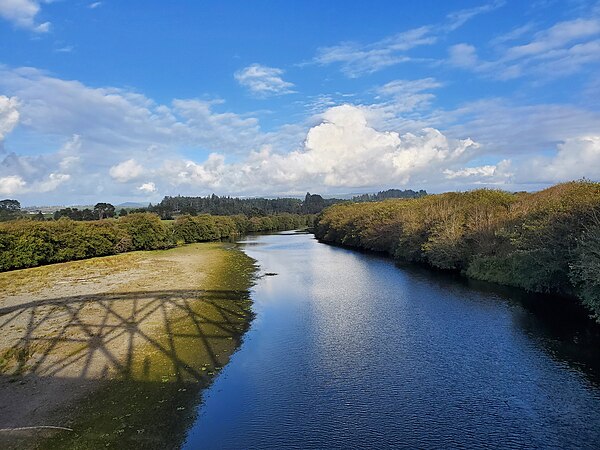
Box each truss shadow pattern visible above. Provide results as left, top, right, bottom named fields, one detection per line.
left=0, top=289, right=253, bottom=383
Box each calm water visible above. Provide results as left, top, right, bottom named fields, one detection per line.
left=183, top=232, right=600, bottom=449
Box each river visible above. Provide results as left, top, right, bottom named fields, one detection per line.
left=182, top=232, right=600, bottom=449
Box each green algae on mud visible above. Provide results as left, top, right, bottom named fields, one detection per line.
left=1, top=243, right=257, bottom=450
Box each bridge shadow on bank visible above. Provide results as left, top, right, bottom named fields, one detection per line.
left=0, top=289, right=254, bottom=449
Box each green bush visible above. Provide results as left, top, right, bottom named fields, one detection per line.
left=117, top=213, right=172, bottom=251
left=315, top=181, right=600, bottom=322
left=0, top=212, right=312, bottom=272
left=570, top=221, right=600, bottom=320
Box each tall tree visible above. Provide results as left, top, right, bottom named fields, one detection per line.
left=94, top=203, right=116, bottom=219
left=0, top=199, right=21, bottom=221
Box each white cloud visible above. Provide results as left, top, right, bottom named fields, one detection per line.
left=1, top=63, right=598, bottom=203
left=505, top=18, right=600, bottom=60
left=109, top=159, right=144, bottom=182
left=446, top=0, right=505, bottom=31
left=313, top=27, right=433, bottom=77
left=443, top=160, right=512, bottom=184
left=490, top=23, right=536, bottom=46
left=375, top=78, right=442, bottom=113
left=312, top=2, right=503, bottom=77
left=89, top=2, right=102, bottom=9
left=444, top=165, right=497, bottom=179
left=0, top=172, right=70, bottom=195
left=0, top=175, right=26, bottom=195
left=521, top=136, right=600, bottom=183
left=153, top=105, right=479, bottom=194
left=448, top=43, right=479, bottom=68
left=0, top=134, right=79, bottom=196
left=0, top=66, right=266, bottom=156
left=37, top=172, right=70, bottom=192
left=137, top=182, right=156, bottom=193
left=448, top=16, right=600, bottom=79
left=234, top=64, right=295, bottom=96
left=172, top=98, right=262, bottom=152
left=445, top=99, right=600, bottom=155
left=0, top=95, right=20, bottom=144
left=54, top=45, right=74, bottom=53
left=0, top=0, right=50, bottom=32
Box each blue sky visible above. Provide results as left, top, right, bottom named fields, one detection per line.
left=0, top=0, right=599, bottom=205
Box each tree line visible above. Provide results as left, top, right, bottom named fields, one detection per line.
left=0, top=213, right=313, bottom=272
left=151, top=190, right=427, bottom=218
left=1, top=189, right=428, bottom=223
left=314, top=181, right=600, bottom=323
left=351, top=189, right=427, bottom=202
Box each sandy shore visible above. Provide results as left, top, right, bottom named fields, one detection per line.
left=0, top=243, right=255, bottom=449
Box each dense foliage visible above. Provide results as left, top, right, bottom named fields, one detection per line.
left=54, top=203, right=117, bottom=220
left=314, top=181, right=600, bottom=322
left=0, top=199, right=23, bottom=222
left=0, top=213, right=312, bottom=272
left=351, top=189, right=427, bottom=202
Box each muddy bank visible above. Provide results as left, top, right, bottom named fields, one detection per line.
left=0, top=243, right=256, bottom=449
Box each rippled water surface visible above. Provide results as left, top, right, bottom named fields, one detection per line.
left=183, top=232, right=600, bottom=449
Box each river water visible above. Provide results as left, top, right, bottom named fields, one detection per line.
left=182, top=232, right=600, bottom=449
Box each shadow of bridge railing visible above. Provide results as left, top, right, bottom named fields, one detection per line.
left=0, top=289, right=253, bottom=384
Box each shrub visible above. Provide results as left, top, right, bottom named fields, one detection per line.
left=315, top=181, right=600, bottom=322
left=117, top=213, right=172, bottom=250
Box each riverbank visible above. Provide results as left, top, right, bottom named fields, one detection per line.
left=0, top=213, right=312, bottom=272
left=314, top=181, right=600, bottom=322
left=0, top=242, right=256, bottom=449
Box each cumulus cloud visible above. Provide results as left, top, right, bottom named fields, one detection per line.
left=0, top=95, right=20, bottom=145
left=1, top=63, right=598, bottom=204
left=234, top=64, right=295, bottom=96
left=37, top=172, right=70, bottom=192
left=152, top=105, right=479, bottom=194
left=109, top=159, right=144, bottom=182
left=521, top=136, right=600, bottom=183
left=0, top=175, right=26, bottom=195
left=0, top=134, right=78, bottom=196
left=0, top=0, right=50, bottom=32
left=0, top=173, right=70, bottom=195
left=443, top=137, right=600, bottom=188
left=138, top=182, right=156, bottom=193
left=443, top=160, right=512, bottom=184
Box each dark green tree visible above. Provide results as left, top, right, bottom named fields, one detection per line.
left=94, top=203, right=116, bottom=219
left=0, top=199, right=21, bottom=221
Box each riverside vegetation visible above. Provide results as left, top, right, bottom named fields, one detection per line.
left=0, top=213, right=312, bottom=272
left=314, top=181, right=600, bottom=322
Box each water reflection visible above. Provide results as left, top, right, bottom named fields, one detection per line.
left=184, top=232, right=600, bottom=449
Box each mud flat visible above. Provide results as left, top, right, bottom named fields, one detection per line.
left=0, top=242, right=256, bottom=449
